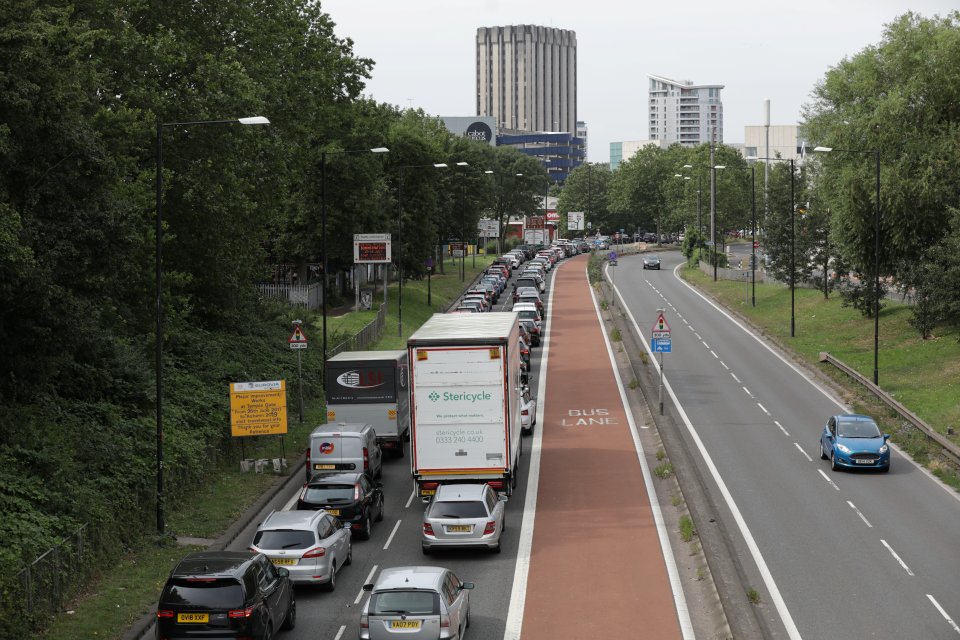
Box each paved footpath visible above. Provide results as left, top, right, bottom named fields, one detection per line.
left=520, top=255, right=683, bottom=639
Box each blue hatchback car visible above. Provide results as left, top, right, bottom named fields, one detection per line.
left=819, top=414, right=890, bottom=472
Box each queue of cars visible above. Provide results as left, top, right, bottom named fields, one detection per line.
left=155, top=242, right=573, bottom=640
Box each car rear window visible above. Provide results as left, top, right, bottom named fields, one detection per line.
left=303, top=485, right=355, bottom=503
left=253, top=529, right=315, bottom=550
left=371, top=591, right=440, bottom=616
left=431, top=500, right=489, bottom=518
left=161, top=578, right=244, bottom=608
left=517, top=310, right=539, bottom=322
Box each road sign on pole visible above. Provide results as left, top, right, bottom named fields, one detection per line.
left=651, top=311, right=671, bottom=353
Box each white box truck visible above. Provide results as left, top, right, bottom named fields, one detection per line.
left=407, top=312, right=523, bottom=498
left=324, top=351, right=410, bottom=457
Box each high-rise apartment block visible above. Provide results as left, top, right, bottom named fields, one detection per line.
left=476, top=25, right=577, bottom=134
left=648, top=74, right=724, bottom=146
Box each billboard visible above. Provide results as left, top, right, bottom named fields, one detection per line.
left=438, top=116, right=497, bottom=147
left=353, top=233, right=392, bottom=264
left=568, top=211, right=585, bottom=230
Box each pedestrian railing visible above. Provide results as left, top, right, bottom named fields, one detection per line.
left=256, top=282, right=323, bottom=309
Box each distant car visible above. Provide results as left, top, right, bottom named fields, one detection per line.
left=421, top=484, right=507, bottom=553
left=820, top=414, right=891, bottom=472
left=156, top=551, right=296, bottom=639
left=359, top=566, right=473, bottom=640
left=517, top=293, right=543, bottom=314
left=513, top=303, right=542, bottom=329
left=297, top=471, right=385, bottom=539
left=519, top=318, right=541, bottom=346
left=520, top=386, right=537, bottom=435
left=643, top=255, right=661, bottom=270
left=250, top=509, right=351, bottom=590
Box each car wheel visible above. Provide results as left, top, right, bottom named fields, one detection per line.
left=820, top=441, right=829, bottom=460
left=323, top=562, right=337, bottom=592
left=344, top=542, right=352, bottom=566
left=830, top=451, right=839, bottom=471
left=492, top=540, right=501, bottom=554
left=466, top=607, right=471, bottom=628
left=281, top=596, right=296, bottom=630
left=360, top=514, right=372, bottom=540
left=421, top=544, right=431, bottom=555
left=262, top=623, right=273, bottom=640
left=881, top=463, right=891, bottom=473
left=376, top=496, right=385, bottom=522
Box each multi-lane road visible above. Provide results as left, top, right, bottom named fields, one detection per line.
left=610, top=250, right=960, bottom=639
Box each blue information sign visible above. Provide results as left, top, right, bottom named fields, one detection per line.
left=651, top=337, right=672, bottom=353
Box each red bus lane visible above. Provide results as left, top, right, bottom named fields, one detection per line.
left=520, top=257, right=683, bottom=639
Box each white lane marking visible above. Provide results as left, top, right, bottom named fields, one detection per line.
left=927, top=594, right=960, bottom=635
left=793, top=443, right=812, bottom=462
left=757, top=403, right=770, bottom=416
left=502, top=260, right=555, bottom=640
left=283, top=491, right=299, bottom=512
left=710, top=350, right=719, bottom=359
left=846, top=501, right=873, bottom=528
left=731, top=373, right=741, bottom=383
left=720, top=361, right=730, bottom=370
left=775, top=421, right=789, bottom=436
left=593, top=266, right=695, bottom=640
left=818, top=469, right=841, bottom=491
left=333, top=626, right=346, bottom=640
left=355, top=564, right=379, bottom=604
left=695, top=333, right=702, bottom=340
left=702, top=341, right=710, bottom=349
left=881, top=539, right=915, bottom=576
left=613, top=281, right=803, bottom=640
left=383, top=520, right=401, bottom=550
left=683, top=318, right=689, bottom=325
left=404, top=488, right=416, bottom=509
left=743, top=386, right=754, bottom=398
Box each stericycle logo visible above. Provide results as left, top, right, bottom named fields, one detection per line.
left=429, top=392, right=440, bottom=402
left=427, top=390, right=492, bottom=403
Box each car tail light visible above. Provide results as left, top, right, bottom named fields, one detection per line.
left=487, top=480, right=504, bottom=490
left=228, top=606, right=255, bottom=619
left=363, top=446, right=369, bottom=470
left=360, top=612, right=369, bottom=629
left=422, top=481, right=439, bottom=491
left=302, top=546, right=326, bottom=559
left=157, top=609, right=174, bottom=619
left=522, top=409, right=529, bottom=417
left=440, top=613, right=451, bottom=629
left=483, top=521, right=496, bottom=535
left=423, top=522, right=434, bottom=535
left=247, top=546, right=256, bottom=552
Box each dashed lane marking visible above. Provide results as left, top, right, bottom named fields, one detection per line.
left=882, top=539, right=915, bottom=576
left=818, top=469, right=841, bottom=491
left=847, top=501, right=873, bottom=528
left=793, top=443, right=812, bottom=462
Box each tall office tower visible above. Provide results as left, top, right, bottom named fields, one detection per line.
left=647, top=74, right=724, bottom=146
left=476, top=25, right=577, bottom=133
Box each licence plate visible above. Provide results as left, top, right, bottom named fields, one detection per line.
left=177, top=613, right=208, bottom=624
left=314, top=464, right=336, bottom=470
left=271, top=558, right=297, bottom=565
left=421, top=489, right=436, bottom=496
left=855, top=459, right=874, bottom=464
left=325, top=509, right=340, bottom=516
left=390, top=620, right=421, bottom=629
left=447, top=525, right=472, bottom=533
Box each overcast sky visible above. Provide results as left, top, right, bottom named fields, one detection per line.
left=322, top=0, right=955, bottom=163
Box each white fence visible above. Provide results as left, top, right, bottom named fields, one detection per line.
left=257, top=282, right=323, bottom=309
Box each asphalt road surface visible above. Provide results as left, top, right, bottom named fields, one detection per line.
left=609, top=249, right=960, bottom=640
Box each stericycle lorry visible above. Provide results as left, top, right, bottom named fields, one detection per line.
left=407, top=312, right=523, bottom=498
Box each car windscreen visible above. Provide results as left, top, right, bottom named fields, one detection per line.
left=371, top=590, right=440, bottom=616
left=303, top=484, right=355, bottom=503
left=838, top=419, right=881, bottom=438
left=161, top=578, right=244, bottom=608
left=430, top=500, right=488, bottom=518
left=253, top=529, right=315, bottom=550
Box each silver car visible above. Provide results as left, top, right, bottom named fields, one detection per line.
left=250, top=509, right=351, bottom=590
left=360, top=566, right=473, bottom=640
left=421, top=484, right=507, bottom=553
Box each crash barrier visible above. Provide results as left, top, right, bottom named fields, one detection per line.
left=819, top=352, right=960, bottom=467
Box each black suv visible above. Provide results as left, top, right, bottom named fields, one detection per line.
left=296, top=471, right=384, bottom=540
left=156, top=551, right=295, bottom=640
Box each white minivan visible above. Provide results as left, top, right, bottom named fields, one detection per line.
left=307, top=422, right=383, bottom=480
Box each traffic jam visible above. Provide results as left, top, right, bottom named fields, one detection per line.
left=154, top=240, right=589, bottom=640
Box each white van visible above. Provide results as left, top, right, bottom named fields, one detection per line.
left=307, top=423, right=383, bottom=480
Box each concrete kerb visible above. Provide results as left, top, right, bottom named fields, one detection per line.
left=121, top=461, right=306, bottom=640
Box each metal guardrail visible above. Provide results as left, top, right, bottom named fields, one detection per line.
left=818, top=352, right=960, bottom=466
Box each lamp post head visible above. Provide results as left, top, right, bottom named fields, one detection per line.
left=714, top=165, right=726, bottom=170
left=370, top=147, right=390, bottom=153
left=683, top=164, right=693, bottom=168
left=813, top=146, right=832, bottom=152
left=434, top=163, right=448, bottom=168
left=485, top=170, right=494, bottom=174
left=456, top=161, right=469, bottom=167
left=674, top=174, right=683, bottom=177
left=238, top=116, right=270, bottom=125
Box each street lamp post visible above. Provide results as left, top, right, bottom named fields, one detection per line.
left=814, top=146, right=881, bottom=385
left=682, top=165, right=707, bottom=263
left=748, top=156, right=795, bottom=334
left=155, top=115, right=270, bottom=535
left=320, top=146, right=389, bottom=379
left=455, top=162, right=469, bottom=282
left=397, top=162, right=447, bottom=337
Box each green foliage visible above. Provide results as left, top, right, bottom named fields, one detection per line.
left=556, top=162, right=611, bottom=236
left=654, top=462, right=673, bottom=478
left=679, top=515, right=696, bottom=542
